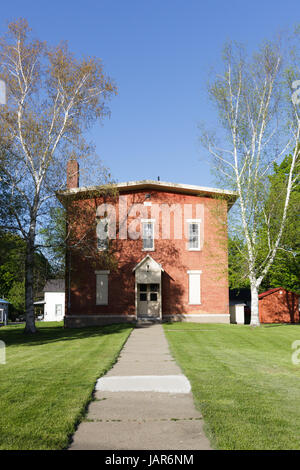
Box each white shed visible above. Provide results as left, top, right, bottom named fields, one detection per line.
left=229, top=302, right=246, bottom=324
left=40, top=279, right=65, bottom=322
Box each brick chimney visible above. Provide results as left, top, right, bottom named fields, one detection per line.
left=67, top=159, right=79, bottom=189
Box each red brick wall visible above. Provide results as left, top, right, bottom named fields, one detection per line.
left=259, top=290, right=300, bottom=323
left=66, top=189, right=229, bottom=320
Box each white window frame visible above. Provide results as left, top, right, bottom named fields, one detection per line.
left=187, top=219, right=201, bottom=251
left=97, top=217, right=109, bottom=251
left=187, top=270, right=202, bottom=305
left=55, top=304, right=62, bottom=317
left=141, top=219, right=155, bottom=251
left=95, top=270, right=110, bottom=305
left=0, top=309, right=3, bottom=323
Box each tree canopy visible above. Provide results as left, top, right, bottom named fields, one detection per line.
left=0, top=18, right=117, bottom=332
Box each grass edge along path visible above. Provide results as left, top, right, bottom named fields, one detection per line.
left=0, top=322, right=132, bottom=450
left=163, top=322, right=300, bottom=450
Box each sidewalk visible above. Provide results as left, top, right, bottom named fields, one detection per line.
left=69, top=324, right=211, bottom=450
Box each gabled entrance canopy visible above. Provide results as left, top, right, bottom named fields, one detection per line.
left=132, top=254, right=164, bottom=274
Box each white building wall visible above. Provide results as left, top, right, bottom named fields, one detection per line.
left=44, top=292, right=65, bottom=321
left=229, top=303, right=245, bottom=325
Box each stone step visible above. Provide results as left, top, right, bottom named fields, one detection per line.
left=135, top=317, right=162, bottom=327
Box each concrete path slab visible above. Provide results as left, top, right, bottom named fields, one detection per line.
left=86, top=392, right=202, bottom=421
left=69, top=325, right=211, bottom=450
left=96, top=375, right=191, bottom=393
left=70, top=420, right=211, bottom=450
left=106, top=324, right=182, bottom=376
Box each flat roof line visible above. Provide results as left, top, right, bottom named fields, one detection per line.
left=58, top=179, right=238, bottom=198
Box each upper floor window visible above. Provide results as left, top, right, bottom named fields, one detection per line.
left=142, top=219, right=155, bottom=251
left=97, top=218, right=109, bottom=251
left=187, top=219, right=201, bottom=251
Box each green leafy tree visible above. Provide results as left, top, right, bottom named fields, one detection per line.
left=260, top=154, right=300, bottom=293
left=228, top=237, right=250, bottom=289
left=0, top=230, right=52, bottom=313
left=0, top=19, right=117, bottom=332
left=8, top=281, right=25, bottom=313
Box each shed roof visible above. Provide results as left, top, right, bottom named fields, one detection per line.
left=258, top=287, right=298, bottom=299
left=0, top=298, right=9, bottom=304
left=43, top=279, right=65, bottom=293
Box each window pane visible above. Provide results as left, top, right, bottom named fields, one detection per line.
left=97, top=218, right=109, bottom=251
left=150, top=293, right=157, bottom=301
left=189, top=222, right=199, bottom=249
left=143, top=238, right=153, bottom=249
left=142, top=222, right=154, bottom=249
left=97, top=238, right=108, bottom=250
left=55, top=304, right=62, bottom=315
left=150, top=284, right=159, bottom=292
left=139, top=284, right=147, bottom=292
left=140, top=293, right=147, bottom=301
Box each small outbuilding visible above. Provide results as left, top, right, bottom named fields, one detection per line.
left=43, top=279, right=65, bottom=321
left=0, top=298, right=9, bottom=325
left=34, top=279, right=65, bottom=321
left=229, top=289, right=251, bottom=324
left=259, top=287, right=300, bottom=324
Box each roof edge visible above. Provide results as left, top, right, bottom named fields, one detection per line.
left=258, top=287, right=285, bottom=299
left=57, top=179, right=238, bottom=210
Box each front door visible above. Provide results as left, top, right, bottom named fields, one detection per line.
left=138, top=283, right=160, bottom=318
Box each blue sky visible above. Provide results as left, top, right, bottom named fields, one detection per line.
left=1, top=0, right=298, bottom=187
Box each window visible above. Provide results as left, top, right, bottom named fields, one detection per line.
left=187, top=219, right=201, bottom=250
left=97, top=218, right=109, bottom=251
left=138, top=284, right=159, bottom=302
left=55, top=304, right=62, bottom=317
left=188, top=270, right=202, bottom=305
left=150, top=284, right=159, bottom=292
left=0, top=309, right=3, bottom=323
left=95, top=270, right=109, bottom=305
left=142, top=219, right=155, bottom=251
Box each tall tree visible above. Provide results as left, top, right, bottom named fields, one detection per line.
left=201, top=40, right=300, bottom=325
left=0, top=19, right=117, bottom=332
left=260, top=154, right=300, bottom=293
left=228, top=155, right=300, bottom=294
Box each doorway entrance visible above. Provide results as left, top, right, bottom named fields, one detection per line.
left=138, top=283, right=160, bottom=318
left=133, top=255, right=164, bottom=320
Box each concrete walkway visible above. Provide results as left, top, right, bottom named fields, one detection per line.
left=69, top=324, right=211, bottom=450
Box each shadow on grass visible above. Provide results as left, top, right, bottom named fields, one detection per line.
left=0, top=323, right=132, bottom=347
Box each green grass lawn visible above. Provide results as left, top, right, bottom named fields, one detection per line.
left=0, top=322, right=132, bottom=450
left=164, top=322, right=300, bottom=450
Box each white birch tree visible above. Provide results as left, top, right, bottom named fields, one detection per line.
left=0, top=19, right=117, bottom=333
left=200, top=40, right=300, bottom=326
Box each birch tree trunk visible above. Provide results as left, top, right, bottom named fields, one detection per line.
left=24, top=234, right=37, bottom=333
left=250, top=282, right=260, bottom=326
